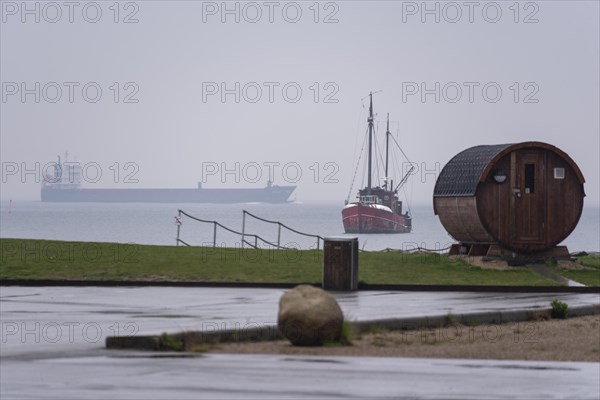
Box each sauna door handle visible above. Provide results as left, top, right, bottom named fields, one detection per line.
left=512, top=189, right=521, bottom=197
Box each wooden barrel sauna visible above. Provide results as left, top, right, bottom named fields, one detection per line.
left=433, top=142, right=585, bottom=254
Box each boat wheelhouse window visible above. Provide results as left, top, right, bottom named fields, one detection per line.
left=524, top=163, right=535, bottom=194
left=360, top=195, right=378, bottom=204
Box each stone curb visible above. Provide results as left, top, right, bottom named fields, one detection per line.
left=105, top=304, right=600, bottom=351
left=3, top=280, right=599, bottom=293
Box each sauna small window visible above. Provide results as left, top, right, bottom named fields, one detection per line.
left=554, top=167, right=565, bottom=179
left=524, top=164, right=535, bottom=194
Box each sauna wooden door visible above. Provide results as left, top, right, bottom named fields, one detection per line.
left=511, top=150, right=547, bottom=246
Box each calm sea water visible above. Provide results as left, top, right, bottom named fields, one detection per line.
left=1, top=201, right=598, bottom=252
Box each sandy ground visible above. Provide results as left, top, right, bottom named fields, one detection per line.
left=451, top=256, right=592, bottom=271
left=207, top=315, right=600, bottom=362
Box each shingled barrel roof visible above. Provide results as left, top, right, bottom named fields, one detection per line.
left=434, top=142, right=585, bottom=198
left=433, top=144, right=513, bottom=197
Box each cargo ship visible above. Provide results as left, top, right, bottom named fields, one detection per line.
left=342, top=92, right=413, bottom=233
left=41, top=156, right=296, bottom=203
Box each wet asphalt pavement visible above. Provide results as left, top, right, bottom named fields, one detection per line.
left=1, top=286, right=599, bottom=399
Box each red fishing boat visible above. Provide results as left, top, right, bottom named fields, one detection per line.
left=342, top=93, right=412, bottom=234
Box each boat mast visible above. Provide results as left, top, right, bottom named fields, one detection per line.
left=367, top=92, right=374, bottom=191
left=385, top=113, right=390, bottom=189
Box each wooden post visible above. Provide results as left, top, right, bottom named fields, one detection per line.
left=322, top=237, right=358, bottom=291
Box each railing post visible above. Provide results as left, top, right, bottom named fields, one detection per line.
left=277, top=223, right=281, bottom=248
left=241, top=211, right=246, bottom=249
left=176, top=210, right=182, bottom=246
left=213, top=223, right=217, bottom=248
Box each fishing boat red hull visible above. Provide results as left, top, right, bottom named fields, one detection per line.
left=342, top=202, right=411, bottom=234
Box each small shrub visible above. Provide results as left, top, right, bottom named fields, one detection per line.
left=339, top=320, right=353, bottom=345
left=550, top=300, right=569, bottom=319
left=322, top=321, right=354, bottom=347
left=545, top=258, right=558, bottom=267
left=159, top=332, right=184, bottom=351
left=444, top=311, right=456, bottom=326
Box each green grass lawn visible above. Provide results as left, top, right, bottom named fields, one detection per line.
left=555, top=255, right=600, bottom=286
left=0, top=238, right=586, bottom=286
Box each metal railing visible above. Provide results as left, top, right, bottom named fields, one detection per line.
left=176, top=209, right=323, bottom=250
left=242, top=210, right=324, bottom=250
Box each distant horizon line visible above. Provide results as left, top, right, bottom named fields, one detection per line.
left=1, top=198, right=600, bottom=209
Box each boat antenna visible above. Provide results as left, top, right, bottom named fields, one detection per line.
left=367, top=93, right=374, bottom=191
left=56, top=154, right=62, bottom=182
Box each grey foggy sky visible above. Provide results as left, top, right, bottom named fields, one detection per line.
left=1, top=1, right=598, bottom=206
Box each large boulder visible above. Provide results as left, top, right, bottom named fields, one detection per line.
left=277, top=285, right=344, bottom=346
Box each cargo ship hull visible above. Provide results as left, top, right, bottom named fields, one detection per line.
left=41, top=154, right=295, bottom=203
left=41, top=186, right=296, bottom=204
